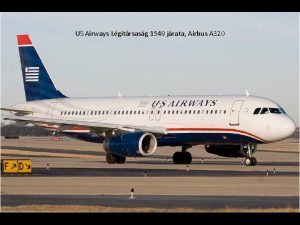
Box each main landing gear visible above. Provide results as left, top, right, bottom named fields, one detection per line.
left=173, top=146, right=192, bottom=164
left=244, top=144, right=257, bottom=166
left=106, top=153, right=126, bottom=164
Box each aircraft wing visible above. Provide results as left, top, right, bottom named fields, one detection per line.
left=3, top=115, right=168, bottom=136
left=1, top=108, right=33, bottom=115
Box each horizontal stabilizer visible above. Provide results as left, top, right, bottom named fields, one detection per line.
left=1, top=108, right=33, bottom=115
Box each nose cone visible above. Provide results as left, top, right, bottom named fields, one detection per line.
left=265, top=116, right=297, bottom=142
left=281, top=117, right=297, bottom=140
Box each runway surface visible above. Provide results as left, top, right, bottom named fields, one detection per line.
left=2, top=195, right=298, bottom=209
left=1, top=136, right=299, bottom=211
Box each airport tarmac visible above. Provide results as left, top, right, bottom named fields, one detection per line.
left=1, top=136, right=299, bottom=211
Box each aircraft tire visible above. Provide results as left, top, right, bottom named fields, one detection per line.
left=251, top=157, right=257, bottom=166
left=106, top=153, right=118, bottom=164
left=173, top=152, right=192, bottom=164
left=245, top=157, right=252, bottom=166
left=117, top=156, right=126, bottom=164
left=173, top=152, right=181, bottom=164
left=184, top=152, right=192, bottom=164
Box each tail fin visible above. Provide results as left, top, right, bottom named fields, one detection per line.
left=17, top=34, right=66, bottom=101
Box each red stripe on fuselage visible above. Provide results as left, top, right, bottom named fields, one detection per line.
left=166, top=128, right=266, bottom=142
left=39, top=125, right=90, bottom=131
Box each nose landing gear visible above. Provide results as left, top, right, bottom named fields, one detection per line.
left=244, top=144, right=257, bottom=166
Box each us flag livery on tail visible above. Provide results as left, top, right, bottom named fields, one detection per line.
left=1, top=35, right=296, bottom=166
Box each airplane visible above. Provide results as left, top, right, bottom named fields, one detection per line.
left=1, top=34, right=296, bottom=166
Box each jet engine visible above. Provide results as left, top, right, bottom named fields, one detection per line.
left=205, top=144, right=248, bottom=157
left=103, top=132, right=157, bottom=157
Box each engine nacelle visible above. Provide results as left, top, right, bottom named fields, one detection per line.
left=205, top=144, right=247, bottom=158
left=103, top=132, right=157, bottom=157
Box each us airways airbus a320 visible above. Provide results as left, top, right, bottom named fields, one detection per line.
left=1, top=34, right=296, bottom=166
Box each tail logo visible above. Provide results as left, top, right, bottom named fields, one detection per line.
left=25, top=67, right=39, bottom=82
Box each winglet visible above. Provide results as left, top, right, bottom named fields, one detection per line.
left=17, top=34, right=33, bottom=46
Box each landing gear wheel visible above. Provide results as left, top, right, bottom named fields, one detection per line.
left=185, top=152, right=192, bottom=164
left=106, top=153, right=126, bottom=164
left=116, top=156, right=126, bottom=164
left=244, top=157, right=257, bottom=166
left=251, top=157, right=257, bottom=166
left=106, top=153, right=118, bottom=164
left=245, top=157, right=252, bottom=166
left=173, top=152, right=192, bottom=164
left=173, top=152, right=180, bottom=164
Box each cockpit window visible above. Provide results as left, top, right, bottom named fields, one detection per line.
left=269, top=108, right=281, bottom=114
left=253, top=108, right=261, bottom=114
left=260, top=108, right=269, bottom=114
left=255, top=107, right=284, bottom=115
left=280, top=108, right=286, bottom=114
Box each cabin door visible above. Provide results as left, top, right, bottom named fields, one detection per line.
left=46, top=102, right=57, bottom=119
left=229, top=100, right=244, bottom=126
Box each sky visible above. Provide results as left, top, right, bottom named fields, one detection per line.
left=1, top=12, right=299, bottom=125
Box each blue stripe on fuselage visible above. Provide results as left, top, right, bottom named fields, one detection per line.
left=62, top=132, right=264, bottom=145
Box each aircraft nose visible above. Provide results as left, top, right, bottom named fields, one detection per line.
left=281, top=117, right=296, bottom=139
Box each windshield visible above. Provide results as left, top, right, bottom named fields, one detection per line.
left=260, top=108, right=269, bottom=114
left=269, top=108, right=281, bottom=114
left=280, top=108, right=286, bottom=114
left=253, top=107, right=285, bottom=115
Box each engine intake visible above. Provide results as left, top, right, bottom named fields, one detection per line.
left=103, top=132, right=157, bottom=157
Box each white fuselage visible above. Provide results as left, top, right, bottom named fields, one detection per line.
left=11, top=95, right=296, bottom=144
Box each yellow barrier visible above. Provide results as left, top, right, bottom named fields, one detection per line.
left=1, top=159, right=32, bottom=173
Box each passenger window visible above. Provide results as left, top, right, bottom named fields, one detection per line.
left=260, top=108, right=269, bottom=114
left=224, top=110, right=226, bottom=114
left=215, top=110, right=217, bottom=114
left=253, top=108, right=261, bottom=114
left=269, top=108, right=281, bottom=114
